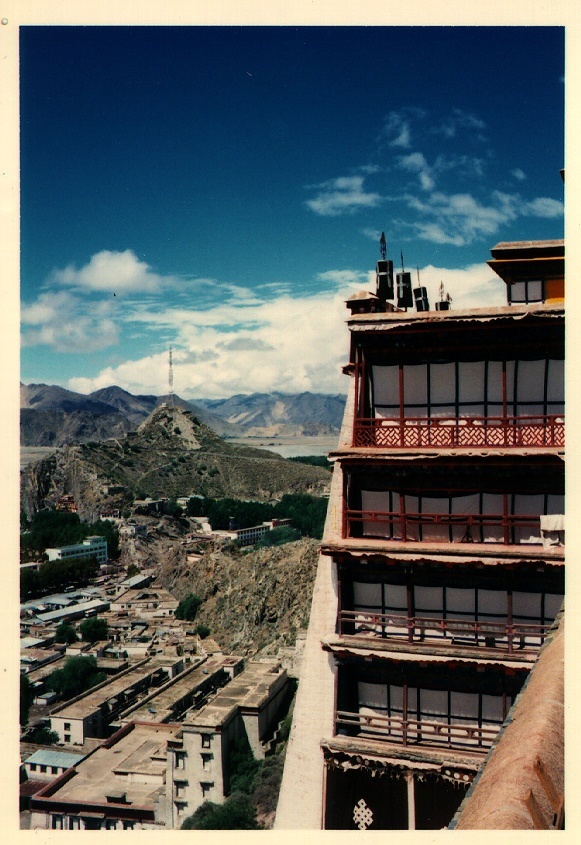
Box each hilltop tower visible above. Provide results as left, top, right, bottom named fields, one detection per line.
left=275, top=238, right=564, bottom=830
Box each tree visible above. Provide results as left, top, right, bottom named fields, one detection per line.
left=126, top=563, right=140, bottom=578
left=80, top=617, right=108, bottom=642
left=194, top=623, right=211, bottom=639
left=25, top=726, right=59, bottom=745
left=47, top=655, right=106, bottom=700
left=175, top=594, right=203, bottom=621
left=257, top=526, right=301, bottom=547
left=165, top=499, right=183, bottom=518
left=20, top=674, right=35, bottom=727
left=228, top=738, right=260, bottom=795
left=55, top=622, right=78, bottom=644
left=181, top=793, right=261, bottom=830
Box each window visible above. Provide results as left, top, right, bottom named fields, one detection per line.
left=40, top=765, right=47, bottom=773
left=201, top=753, right=213, bottom=771
left=201, top=734, right=212, bottom=749
left=175, top=783, right=186, bottom=798
left=200, top=782, right=214, bottom=798
left=29, top=763, right=37, bottom=772
left=175, top=751, right=186, bottom=769
left=510, top=280, right=543, bottom=304
left=122, top=821, right=134, bottom=830
left=64, top=722, right=71, bottom=731
left=51, top=815, right=63, bottom=830
left=64, top=734, right=71, bottom=743
left=51, top=766, right=58, bottom=774
left=105, top=819, right=117, bottom=830
left=69, top=818, right=81, bottom=830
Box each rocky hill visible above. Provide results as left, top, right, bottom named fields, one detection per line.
left=20, top=383, right=240, bottom=446
left=21, top=405, right=331, bottom=521
left=117, top=514, right=319, bottom=655
left=20, top=383, right=346, bottom=445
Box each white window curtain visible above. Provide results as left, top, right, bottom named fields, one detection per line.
left=403, top=364, right=428, bottom=416
left=430, top=362, right=456, bottom=417
left=371, top=365, right=399, bottom=417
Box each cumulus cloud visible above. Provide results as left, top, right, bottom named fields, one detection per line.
left=65, top=259, right=508, bottom=400
left=305, top=175, right=382, bottom=217
left=512, top=168, right=527, bottom=181
left=21, top=290, right=119, bottom=353
left=52, top=249, right=179, bottom=293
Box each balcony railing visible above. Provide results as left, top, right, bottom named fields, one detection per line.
left=338, top=610, right=552, bottom=653
left=336, top=709, right=499, bottom=750
left=352, top=414, right=564, bottom=449
left=344, top=509, right=554, bottom=546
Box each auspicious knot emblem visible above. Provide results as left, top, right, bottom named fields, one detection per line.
left=353, top=798, right=373, bottom=830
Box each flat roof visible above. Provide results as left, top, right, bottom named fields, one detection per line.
left=52, top=656, right=182, bottom=720
left=124, top=657, right=229, bottom=723
left=35, top=723, right=179, bottom=810
left=346, top=301, right=564, bottom=330
left=183, top=661, right=286, bottom=729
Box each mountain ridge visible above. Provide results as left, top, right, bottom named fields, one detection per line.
left=20, top=383, right=346, bottom=446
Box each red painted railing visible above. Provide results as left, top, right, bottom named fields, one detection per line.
left=344, top=509, right=548, bottom=545
left=335, top=709, right=499, bottom=750
left=352, top=414, right=564, bottom=449
left=338, top=610, right=552, bottom=653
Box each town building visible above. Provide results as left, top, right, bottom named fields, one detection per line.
left=30, top=722, right=179, bottom=830
left=213, top=518, right=292, bottom=547
left=50, top=655, right=185, bottom=744
left=45, top=535, right=108, bottom=566
left=165, top=660, right=290, bottom=828
left=276, top=237, right=564, bottom=830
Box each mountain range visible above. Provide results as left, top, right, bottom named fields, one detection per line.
left=21, top=404, right=332, bottom=521
left=20, top=383, right=346, bottom=447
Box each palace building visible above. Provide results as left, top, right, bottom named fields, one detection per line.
left=275, top=237, right=564, bottom=830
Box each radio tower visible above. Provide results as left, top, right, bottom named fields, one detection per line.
left=168, top=346, right=174, bottom=408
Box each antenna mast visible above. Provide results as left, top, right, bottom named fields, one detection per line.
left=168, top=346, right=174, bottom=408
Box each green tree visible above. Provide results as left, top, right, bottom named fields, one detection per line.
left=252, top=754, right=285, bottom=816
left=54, top=622, right=78, bottom=644
left=228, top=738, right=260, bottom=795
left=79, top=617, right=108, bottom=642
left=165, top=499, right=183, bottom=518
left=47, top=655, right=106, bottom=699
left=126, top=563, right=140, bottom=578
left=181, top=793, right=261, bottom=830
left=20, top=674, right=35, bottom=727
left=25, top=726, right=59, bottom=745
left=175, top=594, right=203, bottom=621
left=194, top=623, right=211, bottom=639
left=257, top=526, right=301, bottom=548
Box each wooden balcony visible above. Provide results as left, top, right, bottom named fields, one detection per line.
left=338, top=610, right=552, bottom=654
left=352, top=414, right=564, bottom=449
left=336, top=709, right=499, bottom=751
left=344, top=510, right=563, bottom=547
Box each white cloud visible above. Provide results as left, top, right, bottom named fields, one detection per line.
left=21, top=290, right=119, bottom=353
left=433, top=108, right=486, bottom=139
left=52, top=249, right=180, bottom=293
left=305, top=175, right=381, bottom=217
left=380, top=110, right=426, bottom=149
left=397, top=152, right=435, bottom=191
left=522, top=197, right=564, bottom=218
left=512, top=168, right=527, bottom=181
left=65, top=260, right=507, bottom=400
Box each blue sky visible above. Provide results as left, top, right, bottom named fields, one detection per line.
left=20, top=26, right=565, bottom=399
